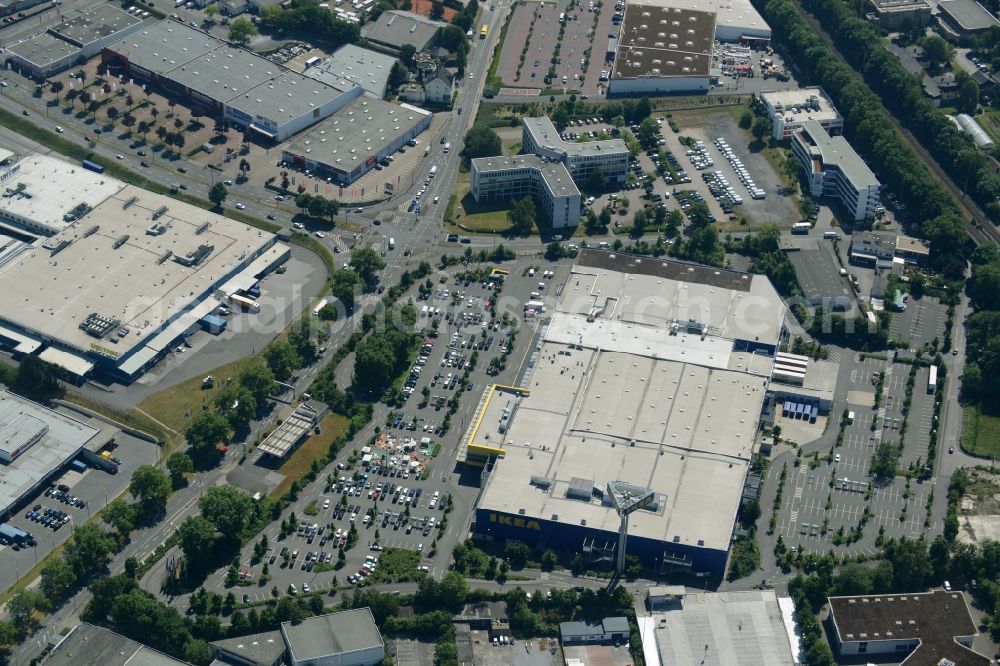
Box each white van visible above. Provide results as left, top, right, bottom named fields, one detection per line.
left=530, top=291, right=541, bottom=299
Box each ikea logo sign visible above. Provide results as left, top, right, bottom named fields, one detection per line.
left=489, top=513, right=541, bottom=531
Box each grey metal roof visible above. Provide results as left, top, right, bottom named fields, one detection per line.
left=7, top=32, right=80, bottom=67
left=472, top=154, right=583, bottom=198
left=50, top=5, right=142, bottom=47
left=210, top=630, right=285, bottom=666
left=281, top=609, right=383, bottom=661
left=105, top=20, right=218, bottom=75
left=797, top=120, right=879, bottom=192
left=282, top=97, right=429, bottom=173
left=304, top=44, right=396, bottom=98
left=361, top=10, right=444, bottom=51
left=43, top=623, right=188, bottom=666
left=523, top=117, right=630, bottom=159
left=939, top=0, right=1000, bottom=30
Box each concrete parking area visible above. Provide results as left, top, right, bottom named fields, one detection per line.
left=0, top=426, right=159, bottom=594
left=889, top=295, right=947, bottom=350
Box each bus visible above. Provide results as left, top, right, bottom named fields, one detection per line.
left=791, top=222, right=812, bottom=234
left=480, top=24, right=488, bottom=38
left=230, top=293, right=261, bottom=312
left=81, top=159, right=105, bottom=174
left=928, top=364, right=938, bottom=394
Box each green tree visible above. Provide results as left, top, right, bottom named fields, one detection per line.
left=184, top=410, right=231, bottom=465
left=739, top=109, right=754, bottom=128
left=399, top=43, right=417, bottom=67
left=12, top=355, right=63, bottom=403
left=353, top=336, right=397, bottom=395
left=504, top=540, right=531, bottom=569
left=103, top=497, right=137, bottom=538
left=64, top=523, right=115, bottom=574
left=228, top=17, right=258, bottom=46
left=349, top=247, right=386, bottom=286
left=203, top=3, right=220, bottom=22
left=507, top=196, right=536, bottom=235
left=586, top=168, right=606, bottom=194
left=184, top=639, right=215, bottom=666
left=540, top=549, right=558, bottom=571
left=7, top=588, right=49, bottom=628
left=214, top=384, right=257, bottom=430
left=129, top=465, right=172, bottom=516
left=208, top=182, right=228, bottom=208
left=330, top=269, right=363, bottom=312
left=199, top=486, right=255, bottom=542
left=238, top=362, right=277, bottom=406
left=438, top=571, right=469, bottom=610
left=920, top=35, right=953, bottom=71
left=637, top=117, right=659, bottom=147
left=751, top=116, right=772, bottom=142
left=40, top=557, right=77, bottom=603
left=461, top=125, right=502, bottom=161
left=957, top=76, right=980, bottom=115
left=871, top=441, right=901, bottom=480
left=166, top=452, right=194, bottom=488
left=264, top=341, right=302, bottom=381
left=179, top=515, right=217, bottom=570
left=388, top=60, right=410, bottom=90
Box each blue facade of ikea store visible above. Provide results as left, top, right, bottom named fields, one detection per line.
left=474, top=508, right=730, bottom=576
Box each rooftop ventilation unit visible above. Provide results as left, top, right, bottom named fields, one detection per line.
left=112, top=234, right=129, bottom=249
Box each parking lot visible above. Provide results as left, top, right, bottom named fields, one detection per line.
left=768, top=352, right=944, bottom=560
left=161, top=258, right=575, bottom=606
left=497, top=0, right=616, bottom=95
left=0, top=425, right=159, bottom=593
left=888, top=295, right=947, bottom=350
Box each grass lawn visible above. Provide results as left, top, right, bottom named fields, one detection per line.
left=447, top=171, right=531, bottom=234
left=369, top=547, right=421, bottom=583
left=962, top=404, right=1000, bottom=459
left=137, top=357, right=259, bottom=434
left=270, top=413, right=350, bottom=498
left=66, top=392, right=174, bottom=447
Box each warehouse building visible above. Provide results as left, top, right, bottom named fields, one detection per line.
left=759, top=87, right=843, bottom=142
left=639, top=589, right=797, bottom=666
left=45, top=623, right=189, bottom=666
left=468, top=250, right=785, bottom=576
left=281, top=98, right=431, bottom=186
left=210, top=629, right=286, bottom=666
left=608, top=5, right=715, bottom=96
left=281, top=609, right=384, bottom=666
left=361, top=10, right=445, bottom=53
left=938, top=0, right=1000, bottom=36
left=791, top=120, right=880, bottom=221
left=5, top=4, right=144, bottom=79
left=471, top=155, right=582, bottom=229
left=0, top=390, right=101, bottom=522
left=303, top=44, right=397, bottom=99
left=102, top=20, right=359, bottom=141
left=0, top=154, right=288, bottom=382
left=826, top=590, right=989, bottom=665
left=784, top=245, right=853, bottom=310
left=522, top=117, right=629, bottom=186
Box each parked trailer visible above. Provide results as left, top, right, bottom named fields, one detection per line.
left=0, top=523, right=32, bottom=545
left=230, top=293, right=261, bottom=313
left=81, top=159, right=105, bottom=174
left=928, top=365, right=938, bottom=394
left=791, top=222, right=811, bottom=234
left=525, top=300, right=546, bottom=312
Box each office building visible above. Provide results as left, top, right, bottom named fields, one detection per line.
left=466, top=250, right=786, bottom=576
left=5, top=4, right=144, bottom=79
left=0, top=154, right=288, bottom=382
left=102, top=20, right=360, bottom=141
left=522, top=116, right=629, bottom=186
left=791, top=120, right=879, bottom=221
left=281, top=98, right=431, bottom=186
left=826, top=590, right=989, bottom=665
left=872, top=0, right=932, bottom=29
left=281, top=609, right=384, bottom=666
left=471, top=155, right=582, bottom=229
left=759, top=87, right=843, bottom=142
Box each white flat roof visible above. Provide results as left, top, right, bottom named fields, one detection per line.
left=0, top=391, right=100, bottom=515
left=38, top=347, right=95, bottom=377
left=635, top=0, right=770, bottom=34
left=0, top=155, right=128, bottom=235
left=651, top=590, right=796, bottom=666
left=761, top=87, right=841, bottom=126
left=0, top=155, right=277, bottom=365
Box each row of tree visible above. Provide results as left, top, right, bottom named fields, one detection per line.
left=258, top=0, right=361, bottom=49
left=757, top=0, right=974, bottom=274
left=961, top=244, right=1000, bottom=407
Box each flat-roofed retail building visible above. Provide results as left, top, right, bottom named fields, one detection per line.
left=5, top=4, right=143, bottom=78
left=281, top=98, right=431, bottom=186
left=281, top=608, right=384, bottom=666
left=0, top=390, right=101, bottom=520
left=471, top=154, right=583, bottom=229
left=0, top=154, right=288, bottom=382
left=609, top=5, right=715, bottom=95
left=469, top=250, right=785, bottom=576
left=102, top=19, right=359, bottom=141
